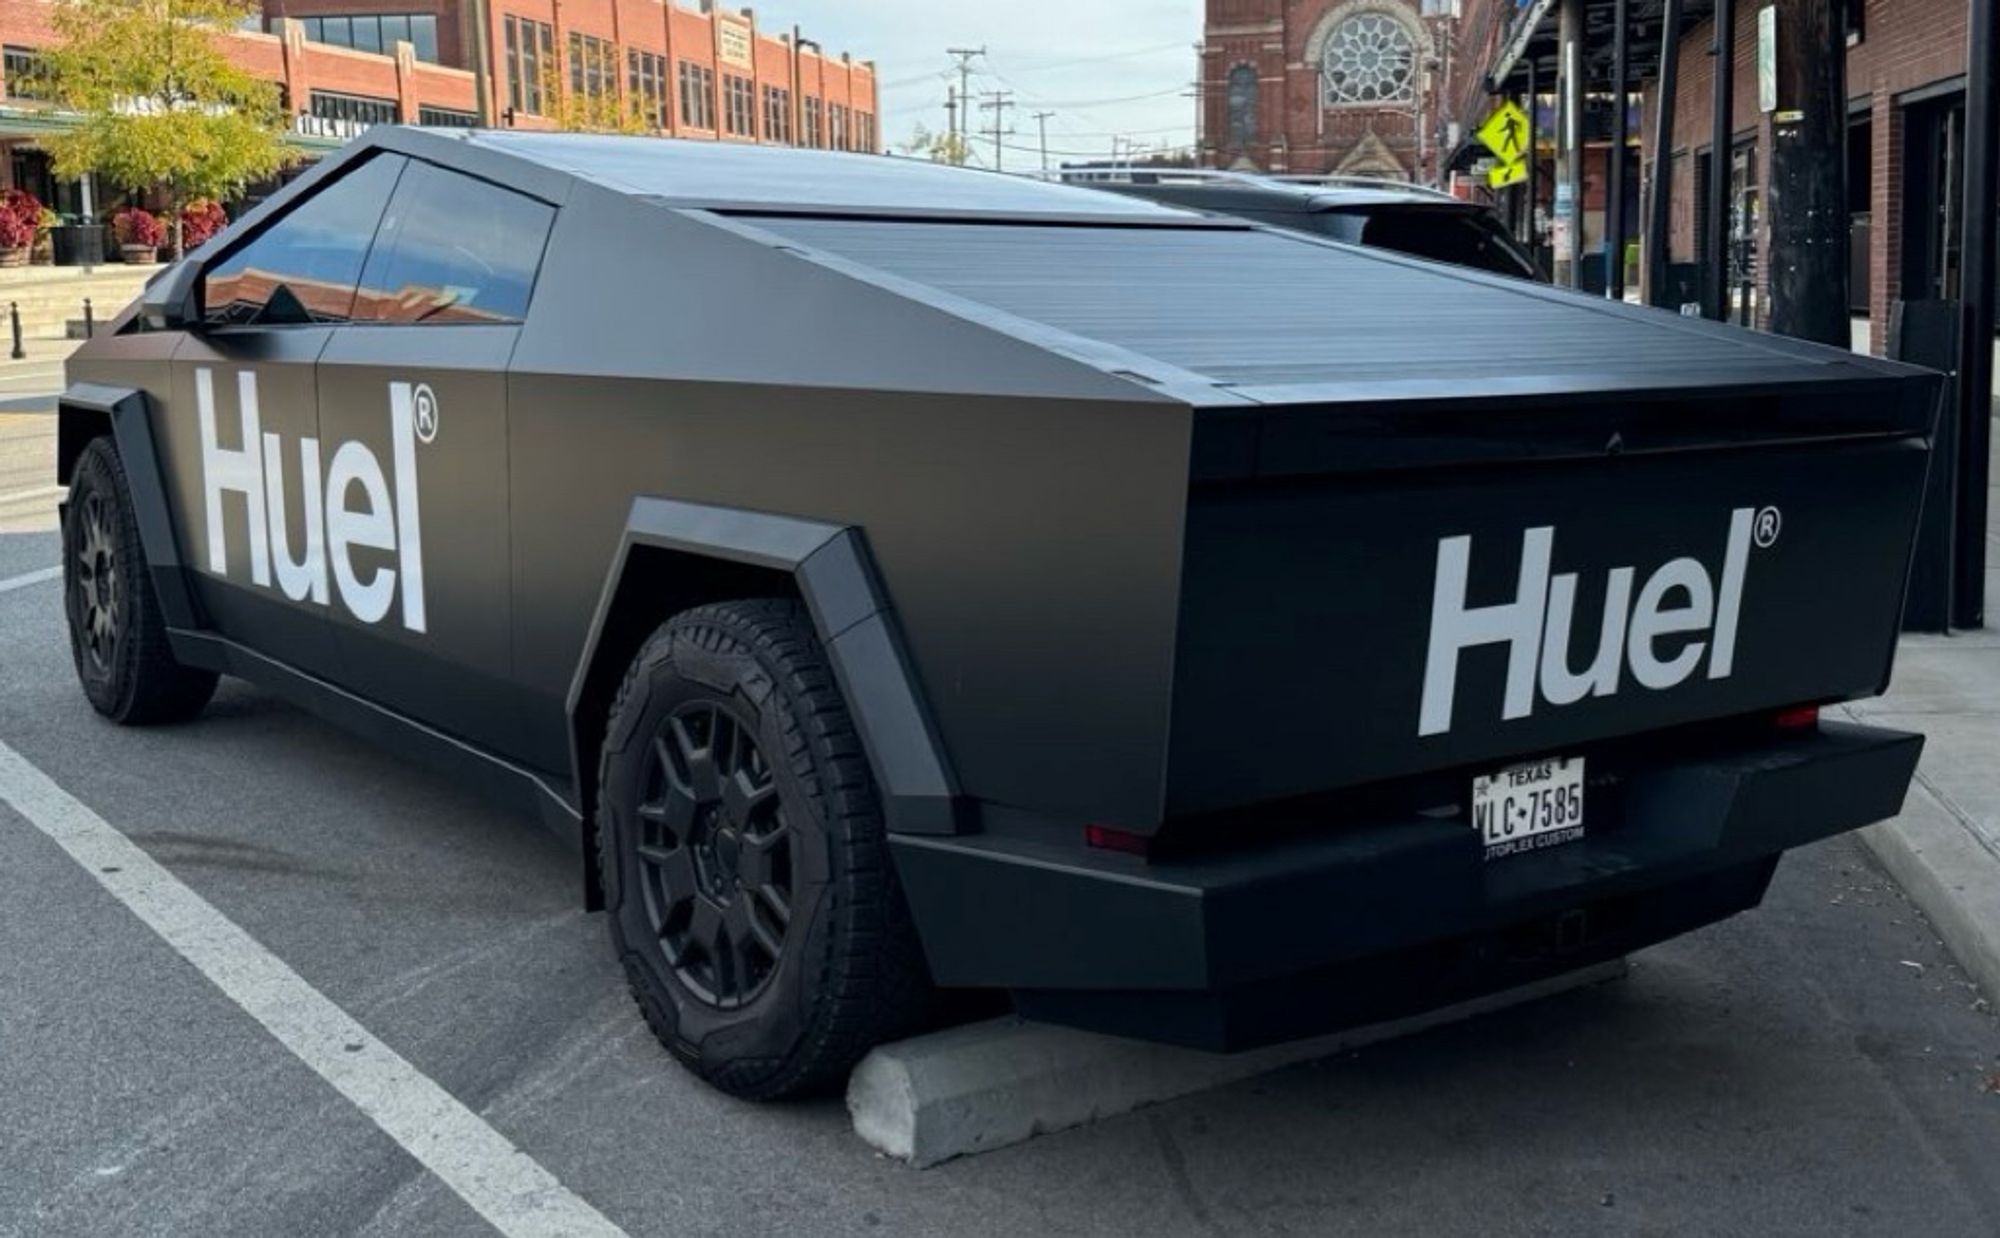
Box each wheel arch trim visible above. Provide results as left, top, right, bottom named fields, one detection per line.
left=566, top=497, right=966, bottom=854
left=59, top=383, right=201, bottom=631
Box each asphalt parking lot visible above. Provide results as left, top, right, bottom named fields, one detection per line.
left=3, top=423, right=2000, bottom=1236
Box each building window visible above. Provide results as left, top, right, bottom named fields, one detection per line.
left=309, top=89, right=399, bottom=128
left=1321, top=10, right=1417, bottom=105
left=1226, top=64, right=1258, bottom=148
left=628, top=49, right=668, bottom=129
left=829, top=103, right=849, bottom=151
left=568, top=32, right=615, bottom=106
left=762, top=85, right=793, bottom=145
left=289, top=13, right=440, bottom=62
left=418, top=105, right=478, bottom=128
left=856, top=111, right=875, bottom=153
left=678, top=61, right=715, bottom=130
left=722, top=74, right=754, bottom=137
left=2, top=45, right=49, bottom=101
left=504, top=15, right=555, bottom=116
left=802, top=96, right=823, bottom=148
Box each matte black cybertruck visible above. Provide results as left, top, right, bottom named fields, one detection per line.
left=59, top=128, right=1940, bottom=1098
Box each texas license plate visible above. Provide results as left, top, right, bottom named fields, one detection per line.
left=1471, top=757, right=1586, bottom=860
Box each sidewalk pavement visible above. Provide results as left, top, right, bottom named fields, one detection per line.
left=0, top=338, right=80, bottom=413
left=1850, top=434, right=2000, bottom=1006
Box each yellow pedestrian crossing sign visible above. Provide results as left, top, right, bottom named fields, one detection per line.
left=1488, top=159, right=1528, bottom=190
left=1478, top=101, right=1532, bottom=167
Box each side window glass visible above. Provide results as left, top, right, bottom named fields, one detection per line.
left=203, top=154, right=407, bottom=326
left=351, top=161, right=555, bottom=325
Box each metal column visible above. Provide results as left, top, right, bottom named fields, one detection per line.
left=1646, top=0, right=1685, bottom=308
left=1526, top=56, right=1542, bottom=270
left=1559, top=0, right=1585, bottom=288
left=1608, top=0, right=1630, bottom=299
left=1957, top=0, right=1997, bottom=628
left=1704, top=0, right=1737, bottom=320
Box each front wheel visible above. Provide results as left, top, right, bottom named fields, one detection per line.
left=63, top=438, right=218, bottom=724
left=597, top=599, right=931, bottom=1099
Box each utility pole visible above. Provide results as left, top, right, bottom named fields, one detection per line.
left=1765, top=0, right=1848, bottom=345
left=1645, top=0, right=1685, bottom=308
left=1033, top=110, right=1055, bottom=172
left=1956, top=0, right=1997, bottom=628
left=1607, top=0, right=1630, bottom=300
left=944, top=88, right=958, bottom=153
left=1557, top=0, right=1585, bottom=288
left=946, top=46, right=984, bottom=143
left=980, top=90, right=1015, bottom=171
left=1704, top=0, right=1737, bottom=320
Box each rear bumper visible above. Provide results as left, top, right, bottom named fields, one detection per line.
left=892, top=721, right=1922, bottom=1049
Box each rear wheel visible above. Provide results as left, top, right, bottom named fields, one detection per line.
left=63, top=438, right=218, bottom=725
left=597, top=599, right=930, bottom=1099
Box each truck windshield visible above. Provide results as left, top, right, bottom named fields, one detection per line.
left=1310, top=207, right=1540, bottom=281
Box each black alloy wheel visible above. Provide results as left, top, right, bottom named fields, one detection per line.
left=597, top=598, right=931, bottom=1099
left=635, top=699, right=795, bottom=1010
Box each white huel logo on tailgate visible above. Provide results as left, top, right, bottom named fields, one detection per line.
left=196, top=368, right=427, bottom=632
left=1418, top=507, right=1773, bottom=737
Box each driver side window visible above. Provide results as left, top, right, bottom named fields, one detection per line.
left=201, top=154, right=408, bottom=327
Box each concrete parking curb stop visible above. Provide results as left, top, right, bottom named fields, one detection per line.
left=847, top=959, right=1628, bottom=1168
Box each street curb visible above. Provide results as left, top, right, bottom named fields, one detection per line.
left=1861, top=783, right=2000, bottom=1003
left=847, top=959, right=1628, bottom=1168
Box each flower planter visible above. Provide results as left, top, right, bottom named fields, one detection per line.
left=120, top=244, right=159, bottom=265
left=0, top=247, right=26, bottom=268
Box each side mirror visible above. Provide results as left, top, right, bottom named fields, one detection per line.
left=139, top=259, right=204, bottom=332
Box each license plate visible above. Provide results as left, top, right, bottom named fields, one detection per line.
left=1471, top=757, right=1586, bottom=860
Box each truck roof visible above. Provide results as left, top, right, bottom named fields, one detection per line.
left=294, top=129, right=1925, bottom=409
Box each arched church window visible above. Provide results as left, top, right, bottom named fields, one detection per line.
left=1226, top=64, right=1258, bottom=147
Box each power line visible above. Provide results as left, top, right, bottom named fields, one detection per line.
left=991, top=41, right=1191, bottom=75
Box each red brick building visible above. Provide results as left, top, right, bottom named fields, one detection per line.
left=1648, top=0, right=1968, bottom=352
left=1454, top=0, right=1974, bottom=352
left=1, top=0, right=878, bottom=217
left=1201, top=0, right=1467, bottom=180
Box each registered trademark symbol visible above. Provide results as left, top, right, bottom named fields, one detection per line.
left=413, top=384, right=439, bottom=444
left=1753, top=506, right=1782, bottom=549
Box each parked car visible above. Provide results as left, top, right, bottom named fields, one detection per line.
left=59, top=129, right=1938, bottom=1099
left=1059, top=167, right=1543, bottom=280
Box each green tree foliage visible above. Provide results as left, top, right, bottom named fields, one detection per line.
left=897, top=123, right=970, bottom=167
left=38, top=0, right=292, bottom=256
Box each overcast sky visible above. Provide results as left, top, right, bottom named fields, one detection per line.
left=770, top=1, right=1204, bottom=166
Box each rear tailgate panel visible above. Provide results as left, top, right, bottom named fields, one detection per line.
left=1166, top=433, right=1931, bottom=817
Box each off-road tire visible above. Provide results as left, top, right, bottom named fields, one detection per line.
left=597, top=599, right=931, bottom=1099
left=63, top=437, right=218, bottom=725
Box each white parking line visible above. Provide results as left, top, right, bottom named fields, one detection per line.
left=0, top=741, right=629, bottom=1238
left=0, top=565, right=61, bottom=594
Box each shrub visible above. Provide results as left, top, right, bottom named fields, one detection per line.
left=180, top=199, right=229, bottom=249
left=0, top=189, right=41, bottom=247
left=113, top=207, right=166, bottom=249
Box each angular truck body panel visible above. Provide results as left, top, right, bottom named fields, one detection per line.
left=60, top=129, right=1942, bottom=1054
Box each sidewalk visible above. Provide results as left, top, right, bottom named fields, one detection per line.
left=1850, top=432, right=2000, bottom=1003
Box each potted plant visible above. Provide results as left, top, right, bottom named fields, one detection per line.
left=179, top=199, right=229, bottom=253
left=113, top=207, right=165, bottom=264
left=33, top=208, right=60, bottom=265
left=0, top=189, right=40, bottom=267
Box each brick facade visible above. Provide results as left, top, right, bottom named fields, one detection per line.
left=0, top=0, right=877, bottom=163
left=1202, top=0, right=1462, bottom=180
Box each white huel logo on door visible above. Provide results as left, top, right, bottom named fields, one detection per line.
left=196, top=368, right=428, bottom=632
left=1418, top=507, right=1776, bottom=737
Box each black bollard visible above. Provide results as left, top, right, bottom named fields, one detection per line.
left=8, top=301, right=22, bottom=361
left=83, top=297, right=94, bottom=338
